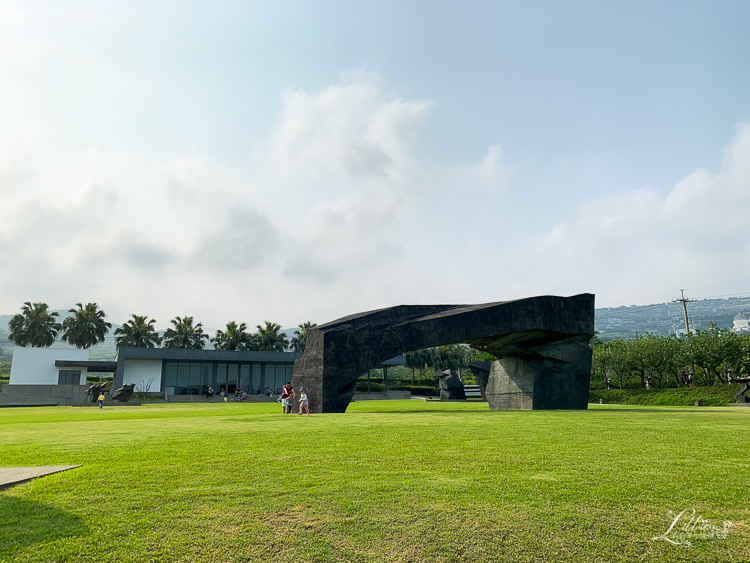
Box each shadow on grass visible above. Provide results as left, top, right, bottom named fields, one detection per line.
left=0, top=494, right=87, bottom=557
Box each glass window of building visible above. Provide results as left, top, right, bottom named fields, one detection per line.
left=216, top=363, right=227, bottom=393
left=239, top=364, right=250, bottom=393
left=252, top=363, right=261, bottom=394
left=201, top=362, right=212, bottom=387
left=227, top=364, right=239, bottom=393
left=57, top=370, right=81, bottom=385
left=165, top=362, right=177, bottom=395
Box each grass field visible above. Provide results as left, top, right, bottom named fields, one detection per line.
left=1, top=401, right=748, bottom=562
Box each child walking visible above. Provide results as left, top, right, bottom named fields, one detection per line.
left=298, top=386, right=310, bottom=416
left=97, top=392, right=105, bottom=408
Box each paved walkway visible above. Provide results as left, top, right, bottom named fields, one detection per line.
left=0, top=465, right=81, bottom=489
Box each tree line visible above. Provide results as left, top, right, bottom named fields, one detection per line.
left=403, top=345, right=484, bottom=383
left=7, top=301, right=316, bottom=353
left=592, top=325, right=750, bottom=389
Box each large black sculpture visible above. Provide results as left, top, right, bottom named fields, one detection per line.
left=292, top=294, right=595, bottom=413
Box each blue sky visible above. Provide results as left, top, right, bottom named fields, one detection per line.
left=1, top=0, right=749, bottom=328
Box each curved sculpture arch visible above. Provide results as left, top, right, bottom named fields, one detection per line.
left=292, top=294, right=595, bottom=413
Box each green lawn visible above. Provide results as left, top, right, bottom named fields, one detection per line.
left=1, top=401, right=748, bottom=562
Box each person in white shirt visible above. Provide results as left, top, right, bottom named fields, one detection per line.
left=298, top=386, right=310, bottom=416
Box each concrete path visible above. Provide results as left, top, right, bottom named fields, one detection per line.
left=0, top=465, right=81, bottom=489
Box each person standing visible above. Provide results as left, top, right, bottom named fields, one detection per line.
left=285, top=383, right=295, bottom=414
left=97, top=392, right=105, bottom=409
left=280, top=383, right=290, bottom=414
left=298, top=386, right=310, bottom=416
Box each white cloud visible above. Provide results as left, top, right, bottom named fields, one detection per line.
left=0, top=73, right=442, bottom=325
left=466, top=144, right=507, bottom=190
left=0, top=1, right=25, bottom=27
left=268, top=72, right=432, bottom=187
left=1, top=68, right=748, bottom=329
left=517, top=123, right=750, bottom=305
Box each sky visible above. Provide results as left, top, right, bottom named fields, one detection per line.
left=1, top=0, right=749, bottom=331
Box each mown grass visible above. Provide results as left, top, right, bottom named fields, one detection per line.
left=0, top=401, right=748, bottom=562
left=589, top=385, right=742, bottom=406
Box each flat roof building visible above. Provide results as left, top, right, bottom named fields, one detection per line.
left=2, top=346, right=302, bottom=406
left=113, top=347, right=302, bottom=396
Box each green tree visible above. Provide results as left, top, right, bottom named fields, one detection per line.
left=290, top=321, right=317, bottom=353
left=8, top=302, right=61, bottom=347
left=404, top=348, right=433, bottom=383
left=647, top=334, right=684, bottom=388
left=162, top=316, right=209, bottom=349
left=405, top=350, right=421, bottom=384
left=736, top=333, right=750, bottom=378
left=61, top=302, right=112, bottom=349
left=627, top=333, right=650, bottom=387
left=114, top=315, right=162, bottom=348
left=597, top=339, right=632, bottom=389
left=254, top=321, right=289, bottom=352
left=589, top=331, right=603, bottom=348
left=211, top=321, right=252, bottom=351
left=591, top=344, right=608, bottom=388
left=428, top=344, right=474, bottom=376
left=684, top=324, right=739, bottom=385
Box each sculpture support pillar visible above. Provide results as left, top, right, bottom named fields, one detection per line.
left=486, top=336, right=592, bottom=410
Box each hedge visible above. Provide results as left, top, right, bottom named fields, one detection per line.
left=589, top=384, right=743, bottom=406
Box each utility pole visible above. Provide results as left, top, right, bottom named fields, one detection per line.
left=673, top=289, right=696, bottom=335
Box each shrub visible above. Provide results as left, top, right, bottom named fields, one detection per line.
left=589, top=384, right=742, bottom=407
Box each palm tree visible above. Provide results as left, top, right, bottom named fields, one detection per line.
left=211, top=321, right=252, bottom=351
left=114, top=315, right=162, bottom=348
left=289, top=321, right=317, bottom=353
left=254, top=321, right=289, bottom=352
left=61, top=302, right=112, bottom=349
left=8, top=302, right=62, bottom=347
left=163, top=316, right=209, bottom=349
left=405, top=350, right=421, bottom=384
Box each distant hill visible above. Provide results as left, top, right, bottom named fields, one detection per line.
left=595, top=295, right=750, bottom=340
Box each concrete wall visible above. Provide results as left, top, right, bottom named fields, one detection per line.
left=0, top=384, right=90, bottom=406
left=352, top=391, right=411, bottom=401
left=122, top=359, right=163, bottom=392
left=9, top=348, right=89, bottom=385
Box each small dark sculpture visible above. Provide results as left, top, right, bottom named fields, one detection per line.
left=111, top=383, right=135, bottom=402
left=735, top=378, right=750, bottom=403
left=438, top=369, right=466, bottom=400
left=85, top=383, right=109, bottom=403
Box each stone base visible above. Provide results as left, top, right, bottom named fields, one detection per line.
left=0, top=384, right=90, bottom=407
left=352, top=391, right=411, bottom=401
left=486, top=336, right=591, bottom=410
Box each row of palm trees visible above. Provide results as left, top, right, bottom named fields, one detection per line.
left=7, top=302, right=316, bottom=353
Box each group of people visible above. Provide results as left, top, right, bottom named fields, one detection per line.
left=203, top=384, right=257, bottom=402
left=680, top=371, right=695, bottom=387
left=203, top=383, right=309, bottom=414
left=280, top=382, right=310, bottom=416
